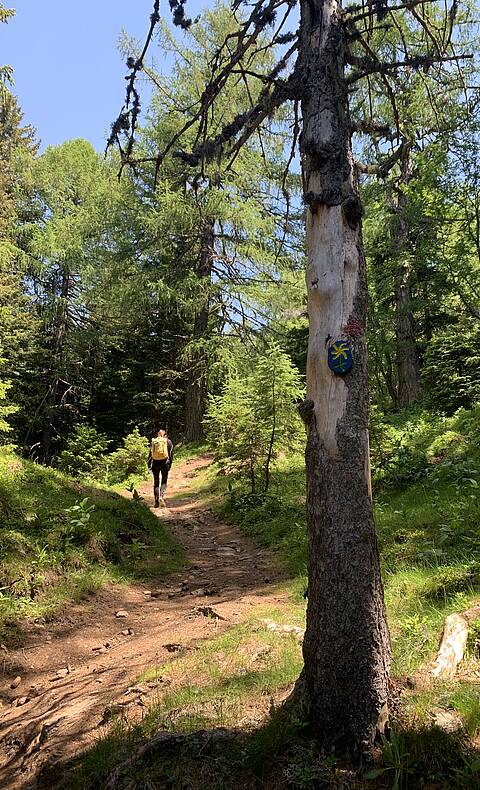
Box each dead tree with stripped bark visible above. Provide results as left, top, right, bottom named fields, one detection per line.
left=110, top=0, right=470, bottom=759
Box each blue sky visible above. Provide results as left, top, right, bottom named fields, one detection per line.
left=1, top=0, right=205, bottom=151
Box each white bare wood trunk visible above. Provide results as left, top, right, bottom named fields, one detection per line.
left=296, top=0, right=390, bottom=756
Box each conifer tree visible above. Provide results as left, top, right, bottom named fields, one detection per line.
left=111, top=0, right=472, bottom=755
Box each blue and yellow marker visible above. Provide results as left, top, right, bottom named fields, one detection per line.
left=327, top=339, right=353, bottom=375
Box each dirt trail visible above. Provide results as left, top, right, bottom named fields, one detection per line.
left=0, top=456, right=286, bottom=790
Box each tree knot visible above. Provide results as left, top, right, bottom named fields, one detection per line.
left=298, top=399, right=315, bottom=426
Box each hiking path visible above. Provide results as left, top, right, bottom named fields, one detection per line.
left=0, top=456, right=286, bottom=790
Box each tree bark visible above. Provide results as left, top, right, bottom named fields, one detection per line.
left=40, top=267, right=70, bottom=464
left=395, top=267, right=421, bottom=407
left=296, top=0, right=390, bottom=756
left=394, top=151, right=421, bottom=408
left=264, top=370, right=276, bottom=492
left=184, top=219, right=214, bottom=442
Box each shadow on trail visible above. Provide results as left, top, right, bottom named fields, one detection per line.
left=35, top=704, right=480, bottom=790
left=0, top=455, right=291, bottom=790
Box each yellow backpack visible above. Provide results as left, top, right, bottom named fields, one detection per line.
left=151, top=436, right=168, bottom=461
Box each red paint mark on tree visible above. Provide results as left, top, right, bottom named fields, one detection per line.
left=343, top=317, right=364, bottom=337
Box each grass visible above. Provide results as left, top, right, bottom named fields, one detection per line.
left=29, top=418, right=480, bottom=788
left=163, top=441, right=480, bottom=769
left=58, top=603, right=480, bottom=789
left=198, top=451, right=480, bottom=677
left=56, top=604, right=306, bottom=789
left=0, top=447, right=184, bottom=641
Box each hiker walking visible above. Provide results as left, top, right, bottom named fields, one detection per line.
left=148, top=429, right=174, bottom=507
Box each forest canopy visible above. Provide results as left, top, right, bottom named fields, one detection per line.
left=1, top=0, right=480, bottom=785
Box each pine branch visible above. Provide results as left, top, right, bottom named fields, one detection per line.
left=347, top=53, right=472, bottom=84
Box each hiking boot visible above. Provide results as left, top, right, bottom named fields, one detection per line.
left=160, top=496, right=166, bottom=507
left=154, top=497, right=160, bottom=508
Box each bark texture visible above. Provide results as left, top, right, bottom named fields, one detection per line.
left=184, top=219, right=214, bottom=442
left=296, top=0, right=390, bottom=755
left=40, top=267, right=70, bottom=464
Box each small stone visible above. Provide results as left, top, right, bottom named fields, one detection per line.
left=56, top=668, right=69, bottom=678
left=100, top=703, right=128, bottom=724
left=10, top=676, right=22, bottom=689
left=193, top=606, right=225, bottom=620
left=163, top=643, right=182, bottom=652
left=431, top=707, right=463, bottom=733
left=121, top=628, right=134, bottom=636
left=16, top=696, right=29, bottom=706
left=115, top=610, right=129, bottom=618
left=124, top=684, right=148, bottom=696
left=143, top=590, right=152, bottom=596
left=217, top=547, right=236, bottom=557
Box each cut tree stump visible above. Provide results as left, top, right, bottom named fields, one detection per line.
left=431, top=604, right=480, bottom=678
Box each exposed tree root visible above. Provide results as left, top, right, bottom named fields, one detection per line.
left=102, top=728, right=240, bottom=790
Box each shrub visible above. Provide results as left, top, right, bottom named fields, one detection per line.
left=370, top=406, right=480, bottom=489
left=422, top=320, right=480, bottom=413
left=106, top=428, right=149, bottom=484
left=426, top=430, right=466, bottom=463
left=58, top=424, right=109, bottom=479
left=205, top=343, right=304, bottom=492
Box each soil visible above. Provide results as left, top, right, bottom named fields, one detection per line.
left=0, top=456, right=287, bottom=790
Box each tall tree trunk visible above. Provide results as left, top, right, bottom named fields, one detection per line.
left=394, top=151, right=421, bottom=408
left=395, top=263, right=420, bottom=407
left=40, top=268, right=70, bottom=464
left=295, top=0, right=390, bottom=755
left=264, top=370, right=276, bottom=492
left=184, top=219, right=214, bottom=442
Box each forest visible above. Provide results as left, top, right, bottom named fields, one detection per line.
left=1, top=0, right=480, bottom=788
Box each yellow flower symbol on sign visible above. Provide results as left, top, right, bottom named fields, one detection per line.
left=330, top=342, right=349, bottom=361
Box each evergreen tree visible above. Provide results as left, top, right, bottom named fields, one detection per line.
left=113, top=0, right=471, bottom=754
left=118, top=3, right=303, bottom=440
left=205, top=341, right=304, bottom=491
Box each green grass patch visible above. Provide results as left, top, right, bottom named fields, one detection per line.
left=57, top=605, right=307, bottom=790
left=0, top=448, right=184, bottom=640
left=51, top=423, right=480, bottom=789
left=181, top=432, right=480, bottom=747
left=197, top=449, right=480, bottom=677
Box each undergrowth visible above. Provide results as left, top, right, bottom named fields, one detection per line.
left=0, top=448, right=184, bottom=641
left=31, top=407, right=480, bottom=788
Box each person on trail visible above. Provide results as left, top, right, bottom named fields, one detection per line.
left=148, top=429, right=174, bottom=507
